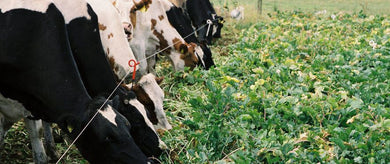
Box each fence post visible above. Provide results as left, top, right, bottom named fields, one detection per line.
left=258, top=0, right=263, bottom=15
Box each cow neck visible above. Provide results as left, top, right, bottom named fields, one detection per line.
left=166, top=6, right=198, bottom=44
left=65, top=5, right=120, bottom=98
left=148, top=0, right=185, bottom=53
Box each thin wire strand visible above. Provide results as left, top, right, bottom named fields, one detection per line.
left=141, top=22, right=209, bottom=62
left=56, top=75, right=129, bottom=164
left=56, top=19, right=213, bottom=163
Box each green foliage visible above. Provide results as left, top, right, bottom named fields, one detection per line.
left=159, top=11, right=390, bottom=163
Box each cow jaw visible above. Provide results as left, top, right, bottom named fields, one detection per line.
left=128, top=99, right=166, bottom=148
left=138, top=74, right=172, bottom=130
left=169, top=52, right=186, bottom=71
left=129, top=99, right=158, bottom=132
left=194, top=45, right=206, bottom=68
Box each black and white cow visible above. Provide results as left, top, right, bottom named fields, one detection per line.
left=184, top=0, right=224, bottom=44
left=165, top=4, right=215, bottom=69
left=0, top=0, right=158, bottom=163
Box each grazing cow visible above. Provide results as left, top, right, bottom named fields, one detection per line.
left=185, top=0, right=224, bottom=44
left=0, top=0, right=156, bottom=163
left=61, top=0, right=165, bottom=157
left=165, top=5, right=215, bottom=69
left=230, top=6, right=244, bottom=20
left=88, top=0, right=171, bottom=139
left=129, top=0, right=199, bottom=74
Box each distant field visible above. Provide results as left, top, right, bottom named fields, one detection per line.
left=211, top=0, right=390, bottom=21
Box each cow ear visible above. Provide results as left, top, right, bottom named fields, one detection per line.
left=59, top=116, right=77, bottom=134
left=131, top=84, right=141, bottom=94
left=112, top=95, right=121, bottom=108
left=155, top=76, right=164, bottom=85
left=139, top=6, right=147, bottom=12
left=179, top=44, right=188, bottom=54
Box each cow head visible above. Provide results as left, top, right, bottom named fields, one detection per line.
left=198, top=14, right=224, bottom=44
left=131, top=74, right=172, bottom=131
left=197, top=20, right=214, bottom=45
left=110, top=0, right=133, bottom=41
left=61, top=96, right=154, bottom=163
left=113, top=87, right=166, bottom=157
left=212, top=15, right=224, bottom=38
left=167, top=41, right=199, bottom=71
left=195, top=43, right=215, bottom=70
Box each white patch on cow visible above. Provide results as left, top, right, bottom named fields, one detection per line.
left=0, top=0, right=91, bottom=24
left=129, top=99, right=166, bottom=148
left=129, top=99, right=156, bottom=131
left=138, top=74, right=172, bottom=130
left=52, top=0, right=91, bottom=24
left=86, top=0, right=137, bottom=79
left=211, top=14, right=218, bottom=36
left=168, top=0, right=185, bottom=8
left=169, top=52, right=186, bottom=71
left=194, top=45, right=205, bottom=68
left=109, top=0, right=132, bottom=24
left=98, top=105, right=117, bottom=126
left=0, top=0, right=51, bottom=13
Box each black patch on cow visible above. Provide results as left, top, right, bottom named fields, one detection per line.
left=0, top=4, right=87, bottom=122
left=199, top=43, right=215, bottom=69
left=65, top=4, right=120, bottom=98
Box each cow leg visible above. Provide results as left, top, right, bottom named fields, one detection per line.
left=24, top=119, right=48, bottom=164
left=0, top=113, right=5, bottom=150
left=131, top=43, right=148, bottom=75
left=146, top=55, right=157, bottom=75
left=42, top=121, right=59, bottom=162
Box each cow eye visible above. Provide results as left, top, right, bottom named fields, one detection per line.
left=105, top=135, right=118, bottom=143
left=105, top=136, right=112, bottom=142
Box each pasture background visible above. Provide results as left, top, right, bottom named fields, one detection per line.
left=211, top=0, right=390, bottom=16
left=1, top=0, right=390, bottom=163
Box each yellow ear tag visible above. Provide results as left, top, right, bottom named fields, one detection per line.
left=139, top=6, right=147, bottom=12
left=67, top=125, right=74, bottom=133
left=181, top=49, right=185, bottom=54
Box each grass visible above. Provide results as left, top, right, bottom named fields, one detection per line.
left=156, top=10, right=390, bottom=163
